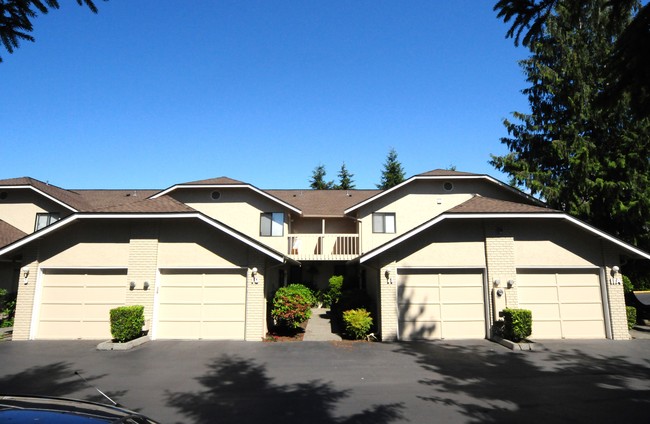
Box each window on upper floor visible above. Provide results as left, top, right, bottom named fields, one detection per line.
left=34, top=213, right=60, bottom=231
left=260, top=212, right=284, bottom=237
left=372, top=212, right=396, bottom=233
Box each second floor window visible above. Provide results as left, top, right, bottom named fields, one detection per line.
left=35, top=213, right=60, bottom=231
left=372, top=213, right=396, bottom=233
left=260, top=212, right=284, bottom=237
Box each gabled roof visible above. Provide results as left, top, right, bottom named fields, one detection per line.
left=0, top=177, right=91, bottom=212
left=86, top=195, right=195, bottom=213
left=344, top=169, right=545, bottom=214
left=0, top=210, right=294, bottom=264
left=75, top=189, right=160, bottom=210
left=150, top=178, right=302, bottom=214
left=268, top=190, right=379, bottom=217
left=0, top=220, right=27, bottom=248
left=358, top=196, right=650, bottom=263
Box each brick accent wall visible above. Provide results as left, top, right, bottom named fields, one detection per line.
left=484, top=224, right=517, bottom=329
left=245, top=251, right=266, bottom=341
left=12, top=246, right=39, bottom=340
left=602, top=242, right=629, bottom=340
left=379, top=263, right=398, bottom=341
left=125, top=224, right=158, bottom=325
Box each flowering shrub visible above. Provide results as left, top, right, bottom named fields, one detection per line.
left=271, top=284, right=313, bottom=328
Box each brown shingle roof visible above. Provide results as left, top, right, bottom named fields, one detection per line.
left=416, top=169, right=481, bottom=177
left=180, top=177, right=247, bottom=185
left=0, top=219, right=27, bottom=247
left=89, top=195, right=196, bottom=213
left=0, top=177, right=91, bottom=211
left=268, top=190, right=379, bottom=217
left=75, top=190, right=160, bottom=210
left=447, top=195, right=553, bottom=214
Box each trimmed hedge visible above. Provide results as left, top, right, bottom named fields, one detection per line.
left=271, top=284, right=313, bottom=328
left=626, top=306, right=637, bottom=329
left=343, top=308, right=373, bottom=340
left=502, top=308, right=532, bottom=342
left=110, top=305, right=145, bottom=342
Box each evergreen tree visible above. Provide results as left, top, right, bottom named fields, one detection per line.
left=377, top=148, right=406, bottom=190
left=335, top=162, right=355, bottom=190
left=309, top=164, right=333, bottom=190
left=0, top=0, right=101, bottom=63
left=491, top=0, right=650, bottom=256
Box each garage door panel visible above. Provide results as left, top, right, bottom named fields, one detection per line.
left=38, top=322, right=82, bottom=339
left=556, top=273, right=600, bottom=286
left=443, top=322, right=486, bottom=339
left=399, top=303, right=441, bottom=321
left=399, top=320, right=442, bottom=340
left=203, top=274, right=246, bottom=287
left=561, top=321, right=605, bottom=338
left=517, top=273, right=558, bottom=285
left=202, top=304, right=245, bottom=320
left=40, top=304, right=83, bottom=321
left=440, top=273, right=483, bottom=286
left=441, top=304, right=484, bottom=321
left=159, top=286, right=202, bottom=303
left=157, top=322, right=202, bottom=339
left=440, top=287, right=482, bottom=303
left=203, top=287, right=246, bottom=303
left=519, top=287, right=558, bottom=303
left=159, top=304, right=202, bottom=320
left=202, top=322, right=246, bottom=339
left=399, top=274, right=439, bottom=287
left=524, top=303, right=560, bottom=320
left=41, top=287, right=87, bottom=303
left=531, top=321, right=563, bottom=339
left=559, top=286, right=601, bottom=303
left=560, top=303, right=604, bottom=320
left=400, top=287, right=440, bottom=304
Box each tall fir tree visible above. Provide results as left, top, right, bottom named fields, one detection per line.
left=309, top=164, right=333, bottom=190
left=491, top=0, right=650, bottom=259
left=377, top=148, right=406, bottom=190
left=335, top=162, right=355, bottom=190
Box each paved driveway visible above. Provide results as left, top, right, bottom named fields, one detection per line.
left=1, top=338, right=649, bottom=423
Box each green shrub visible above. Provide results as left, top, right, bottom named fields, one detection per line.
left=322, top=275, right=343, bottom=308
left=0, top=290, right=16, bottom=328
left=622, top=275, right=634, bottom=293
left=343, top=308, right=373, bottom=340
left=271, top=284, right=313, bottom=328
left=501, top=308, right=532, bottom=342
left=626, top=306, right=637, bottom=329
left=109, top=305, right=145, bottom=342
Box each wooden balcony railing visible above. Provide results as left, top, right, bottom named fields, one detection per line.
left=288, top=234, right=359, bottom=260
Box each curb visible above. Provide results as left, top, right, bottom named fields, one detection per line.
left=491, top=336, right=535, bottom=351
left=97, top=335, right=151, bottom=351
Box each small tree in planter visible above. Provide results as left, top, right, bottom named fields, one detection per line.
left=109, top=305, right=145, bottom=343
left=500, top=308, right=532, bottom=342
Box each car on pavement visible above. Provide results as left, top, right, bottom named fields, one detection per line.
left=0, top=394, right=159, bottom=423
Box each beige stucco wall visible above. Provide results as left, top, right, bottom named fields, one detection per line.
left=169, top=187, right=289, bottom=253
left=0, top=189, right=72, bottom=234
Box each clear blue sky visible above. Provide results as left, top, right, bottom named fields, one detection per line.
left=2, top=1, right=529, bottom=190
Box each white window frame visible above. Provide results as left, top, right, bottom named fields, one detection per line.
left=260, top=212, right=284, bottom=237
left=372, top=212, right=396, bottom=233
left=34, top=213, right=60, bottom=231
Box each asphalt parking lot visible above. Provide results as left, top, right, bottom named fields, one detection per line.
left=1, top=337, right=649, bottom=423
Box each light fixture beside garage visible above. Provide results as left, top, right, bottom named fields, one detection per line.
left=21, top=266, right=29, bottom=284
left=384, top=270, right=393, bottom=284
left=251, top=267, right=259, bottom=284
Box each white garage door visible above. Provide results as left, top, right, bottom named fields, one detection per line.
left=397, top=269, right=486, bottom=340
left=517, top=269, right=606, bottom=339
left=156, top=269, right=247, bottom=340
left=37, top=269, right=127, bottom=340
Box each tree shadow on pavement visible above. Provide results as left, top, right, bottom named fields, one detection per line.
left=0, top=361, right=127, bottom=404
left=394, top=341, right=650, bottom=423
left=166, top=354, right=404, bottom=424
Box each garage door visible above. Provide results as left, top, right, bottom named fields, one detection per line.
left=517, top=269, right=606, bottom=339
left=397, top=269, right=486, bottom=340
left=156, top=269, right=247, bottom=340
left=37, top=269, right=127, bottom=340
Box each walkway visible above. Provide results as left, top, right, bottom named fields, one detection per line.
left=303, top=308, right=342, bottom=341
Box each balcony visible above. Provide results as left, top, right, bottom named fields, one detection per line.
left=288, top=234, right=359, bottom=261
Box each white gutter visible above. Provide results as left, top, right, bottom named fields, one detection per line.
left=1, top=185, right=78, bottom=212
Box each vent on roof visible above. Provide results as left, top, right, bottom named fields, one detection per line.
left=211, top=191, right=221, bottom=200
left=443, top=182, right=454, bottom=192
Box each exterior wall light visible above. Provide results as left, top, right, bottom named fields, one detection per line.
left=385, top=270, right=393, bottom=285
left=251, top=267, right=259, bottom=284
left=21, top=266, right=30, bottom=284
